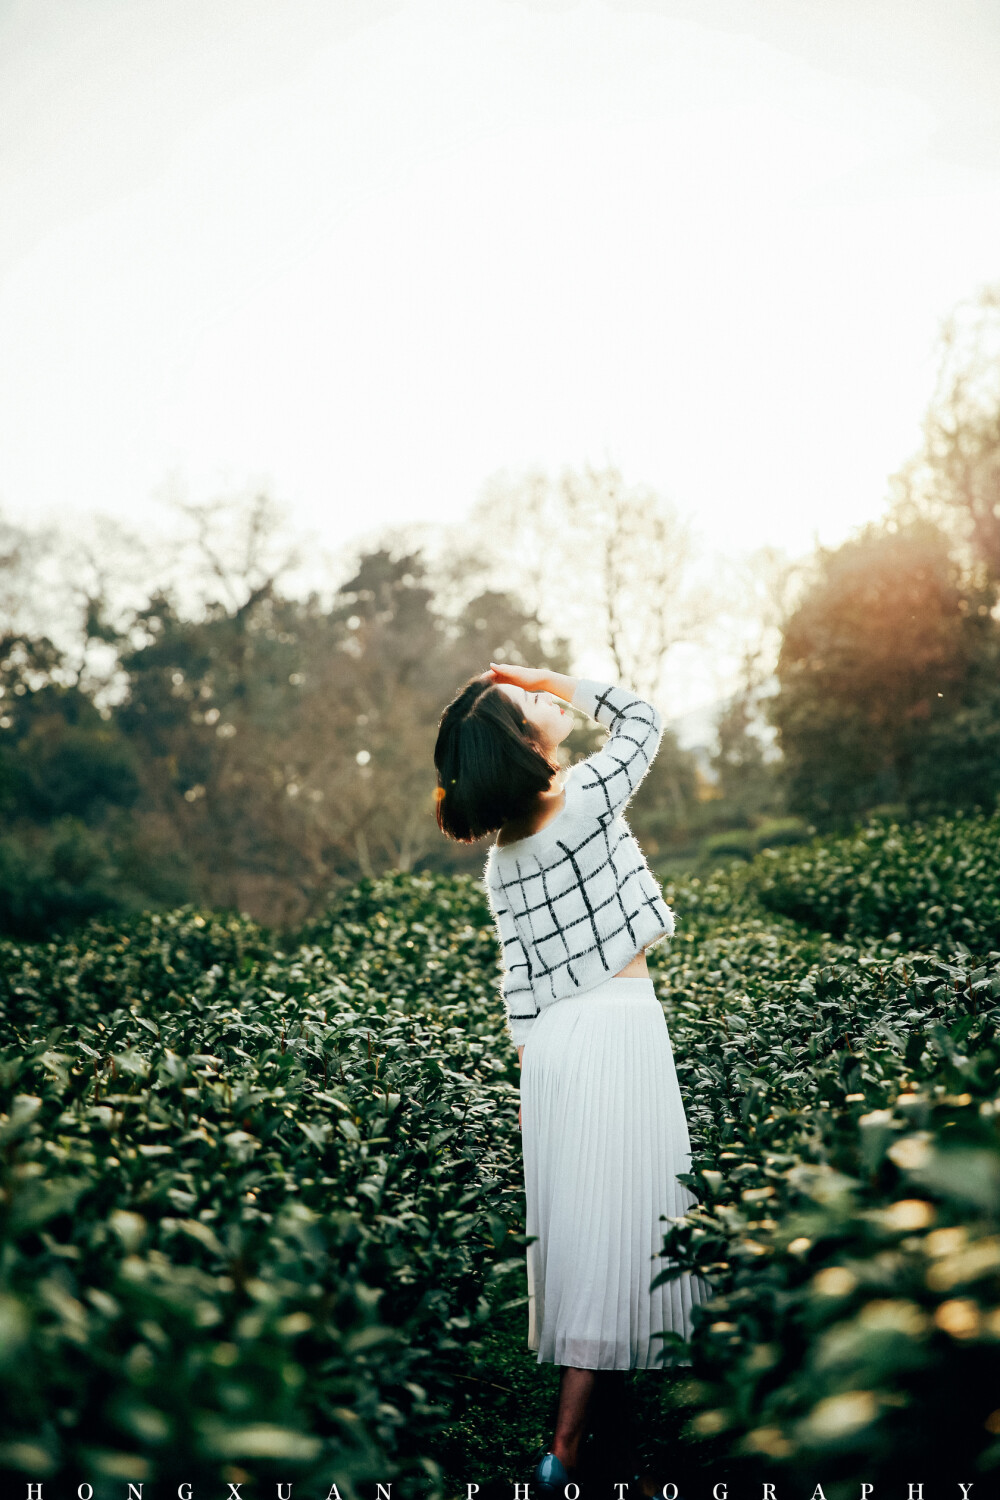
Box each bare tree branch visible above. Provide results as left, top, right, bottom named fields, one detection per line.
left=470, top=462, right=709, bottom=707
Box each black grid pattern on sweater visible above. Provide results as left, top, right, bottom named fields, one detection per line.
left=490, top=683, right=666, bottom=1021
left=492, top=837, right=667, bottom=1017
left=573, top=686, right=660, bottom=821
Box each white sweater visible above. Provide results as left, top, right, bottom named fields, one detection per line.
left=483, top=678, right=674, bottom=1047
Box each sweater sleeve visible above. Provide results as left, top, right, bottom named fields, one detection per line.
left=484, top=852, right=538, bottom=1048
left=568, top=679, right=663, bottom=820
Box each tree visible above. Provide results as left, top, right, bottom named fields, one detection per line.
left=0, top=631, right=146, bottom=937
left=768, top=519, right=990, bottom=827
left=699, top=545, right=800, bottom=827
left=273, top=549, right=448, bottom=887
left=709, top=687, right=783, bottom=826
left=468, top=463, right=711, bottom=708
left=893, top=283, right=1000, bottom=584
left=289, top=553, right=573, bottom=884
left=462, top=463, right=713, bottom=853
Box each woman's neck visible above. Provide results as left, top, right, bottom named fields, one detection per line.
left=496, top=776, right=565, bottom=847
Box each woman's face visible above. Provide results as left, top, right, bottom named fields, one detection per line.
left=496, top=683, right=574, bottom=755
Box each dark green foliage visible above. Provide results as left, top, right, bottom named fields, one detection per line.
left=0, top=818, right=132, bottom=939
left=700, top=829, right=757, bottom=863
left=752, top=817, right=812, bottom=851
left=753, top=811, right=1000, bottom=950
left=6, top=837, right=1000, bottom=1493
left=14, top=721, right=139, bottom=822
left=0, top=553, right=575, bottom=934
left=0, top=634, right=146, bottom=937
left=906, top=631, right=1000, bottom=813
left=696, top=819, right=812, bottom=868
left=649, top=845, right=1000, bottom=1491
left=655, top=917, right=1000, bottom=1487
left=0, top=875, right=526, bottom=1493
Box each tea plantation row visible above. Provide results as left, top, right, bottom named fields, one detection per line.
left=651, top=868, right=1000, bottom=1489
left=0, top=879, right=528, bottom=1493
left=1, top=813, right=1000, bottom=1494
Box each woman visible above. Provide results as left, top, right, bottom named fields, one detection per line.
left=434, top=661, right=707, bottom=1490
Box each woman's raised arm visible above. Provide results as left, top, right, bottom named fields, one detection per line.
left=565, top=679, right=663, bottom=820
left=487, top=663, right=578, bottom=702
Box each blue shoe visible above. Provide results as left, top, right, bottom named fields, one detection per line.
left=532, top=1451, right=574, bottom=1497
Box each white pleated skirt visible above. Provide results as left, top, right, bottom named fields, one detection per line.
left=520, top=976, right=710, bottom=1371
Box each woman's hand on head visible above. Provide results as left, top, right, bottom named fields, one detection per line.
left=488, top=663, right=579, bottom=705
left=487, top=662, right=548, bottom=691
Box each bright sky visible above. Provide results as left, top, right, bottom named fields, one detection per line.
left=2, top=0, right=1000, bottom=578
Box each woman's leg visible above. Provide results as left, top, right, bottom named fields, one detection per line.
left=588, top=1369, right=632, bottom=1464
left=552, top=1366, right=597, bottom=1470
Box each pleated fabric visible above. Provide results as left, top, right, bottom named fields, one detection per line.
left=520, top=976, right=710, bottom=1370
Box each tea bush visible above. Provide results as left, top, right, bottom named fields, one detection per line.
left=0, top=876, right=526, bottom=1494
left=653, top=862, right=1000, bottom=1490
left=753, top=810, right=1000, bottom=950
left=5, top=833, right=1000, bottom=1495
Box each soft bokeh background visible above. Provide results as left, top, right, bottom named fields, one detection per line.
left=3, top=0, right=1000, bottom=929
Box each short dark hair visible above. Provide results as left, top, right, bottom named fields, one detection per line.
left=433, top=677, right=556, bottom=842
